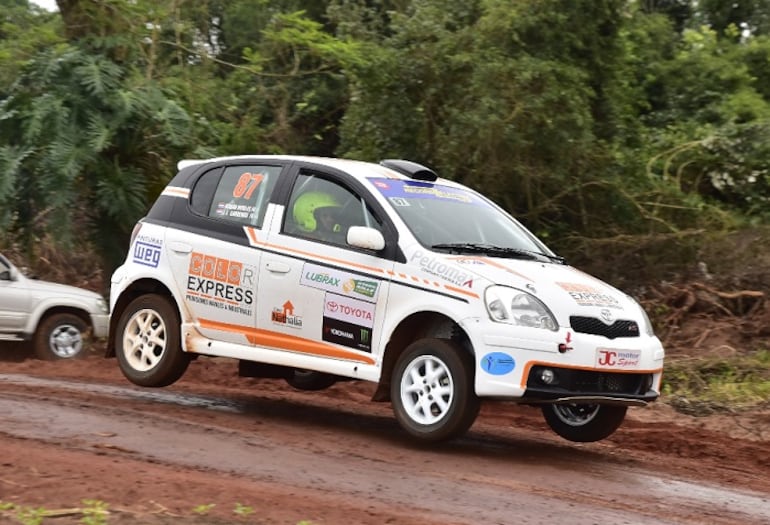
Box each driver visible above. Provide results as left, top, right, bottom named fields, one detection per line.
left=292, top=191, right=345, bottom=243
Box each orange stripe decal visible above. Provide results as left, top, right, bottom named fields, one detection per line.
left=242, top=227, right=479, bottom=301
left=443, top=284, right=480, bottom=299
left=198, top=318, right=376, bottom=365
left=242, top=228, right=385, bottom=274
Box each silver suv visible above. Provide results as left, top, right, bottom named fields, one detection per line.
left=0, top=253, right=109, bottom=359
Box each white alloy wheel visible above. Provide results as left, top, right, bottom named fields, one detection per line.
left=399, top=354, right=455, bottom=425
left=116, top=294, right=189, bottom=387
left=390, top=338, right=480, bottom=442
left=122, top=307, right=168, bottom=372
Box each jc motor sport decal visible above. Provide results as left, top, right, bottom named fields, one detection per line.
left=322, top=292, right=375, bottom=352
left=595, top=348, right=642, bottom=369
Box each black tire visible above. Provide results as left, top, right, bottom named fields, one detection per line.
left=541, top=403, right=628, bottom=442
left=115, top=294, right=190, bottom=387
left=286, top=369, right=338, bottom=391
left=390, top=338, right=480, bottom=443
left=33, top=313, right=89, bottom=360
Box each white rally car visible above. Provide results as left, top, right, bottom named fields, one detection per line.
left=108, top=156, right=664, bottom=443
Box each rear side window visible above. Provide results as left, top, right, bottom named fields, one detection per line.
left=192, top=165, right=282, bottom=228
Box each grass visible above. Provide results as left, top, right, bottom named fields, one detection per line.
left=661, top=349, right=770, bottom=415
left=0, top=500, right=314, bottom=524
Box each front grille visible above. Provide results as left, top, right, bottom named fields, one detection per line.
left=526, top=366, right=651, bottom=397
left=570, top=316, right=639, bottom=339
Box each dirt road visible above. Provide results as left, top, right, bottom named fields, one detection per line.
left=1, top=350, right=769, bottom=525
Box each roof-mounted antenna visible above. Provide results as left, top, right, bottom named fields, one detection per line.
left=380, top=159, right=438, bottom=182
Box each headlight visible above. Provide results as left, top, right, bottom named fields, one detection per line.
left=96, top=297, right=109, bottom=313
left=628, top=295, right=655, bottom=336
left=484, top=286, right=558, bottom=331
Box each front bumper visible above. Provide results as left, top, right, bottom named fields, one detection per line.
left=90, top=313, right=110, bottom=339
left=520, top=364, right=659, bottom=404
left=468, top=321, right=665, bottom=402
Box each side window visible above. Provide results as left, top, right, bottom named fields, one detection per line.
left=191, top=165, right=282, bottom=228
left=0, top=257, right=10, bottom=280
left=284, top=172, right=383, bottom=247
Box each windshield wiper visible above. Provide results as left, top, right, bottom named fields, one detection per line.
left=431, top=243, right=566, bottom=264
left=430, top=243, right=536, bottom=259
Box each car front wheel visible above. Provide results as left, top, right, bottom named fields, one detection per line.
left=115, top=294, right=190, bottom=387
left=390, top=338, right=480, bottom=443
left=541, top=403, right=627, bottom=442
left=34, top=313, right=88, bottom=360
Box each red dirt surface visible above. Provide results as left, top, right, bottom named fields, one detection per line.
left=1, top=346, right=769, bottom=525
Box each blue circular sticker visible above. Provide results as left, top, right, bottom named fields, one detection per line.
left=480, top=352, right=516, bottom=375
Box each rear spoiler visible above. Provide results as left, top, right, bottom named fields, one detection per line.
left=177, top=159, right=208, bottom=171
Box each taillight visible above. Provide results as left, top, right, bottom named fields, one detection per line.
left=129, top=222, right=143, bottom=247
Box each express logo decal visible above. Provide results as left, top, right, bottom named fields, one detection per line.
left=556, top=282, right=621, bottom=309
left=410, top=250, right=474, bottom=288
left=185, top=252, right=255, bottom=315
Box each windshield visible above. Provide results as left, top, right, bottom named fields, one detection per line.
left=370, top=178, right=556, bottom=258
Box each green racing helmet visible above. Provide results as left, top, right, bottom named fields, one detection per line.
left=292, top=191, right=340, bottom=232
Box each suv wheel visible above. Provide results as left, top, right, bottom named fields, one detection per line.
left=116, top=294, right=190, bottom=387
left=34, top=313, right=88, bottom=360
left=390, top=338, right=480, bottom=442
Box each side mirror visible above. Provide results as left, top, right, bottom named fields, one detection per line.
left=347, top=226, right=385, bottom=251
left=0, top=270, right=10, bottom=280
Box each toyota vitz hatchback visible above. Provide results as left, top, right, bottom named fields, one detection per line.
left=108, top=156, right=665, bottom=443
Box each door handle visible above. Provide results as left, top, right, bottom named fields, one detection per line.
left=168, top=241, right=192, bottom=254
left=265, top=261, right=291, bottom=274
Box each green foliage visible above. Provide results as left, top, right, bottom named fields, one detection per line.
left=233, top=502, right=255, bottom=516
left=663, top=350, right=770, bottom=414
left=2, top=0, right=770, bottom=284
left=192, top=503, right=216, bottom=515
left=79, top=499, right=109, bottom=525
left=0, top=43, right=196, bottom=270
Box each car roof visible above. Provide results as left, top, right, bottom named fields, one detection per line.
left=176, top=155, right=460, bottom=188
left=178, top=156, right=387, bottom=175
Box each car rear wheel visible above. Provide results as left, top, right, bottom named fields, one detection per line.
left=115, top=294, right=190, bottom=387
left=390, top=338, right=480, bottom=443
left=541, top=403, right=627, bottom=442
left=33, top=313, right=88, bottom=360
left=286, top=369, right=338, bottom=391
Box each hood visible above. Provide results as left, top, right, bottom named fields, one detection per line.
left=25, top=277, right=106, bottom=304
left=443, top=254, right=640, bottom=322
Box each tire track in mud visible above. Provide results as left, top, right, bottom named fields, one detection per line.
left=1, top=373, right=769, bottom=525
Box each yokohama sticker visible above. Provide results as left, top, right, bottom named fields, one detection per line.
left=322, top=317, right=372, bottom=352
left=324, top=293, right=375, bottom=328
